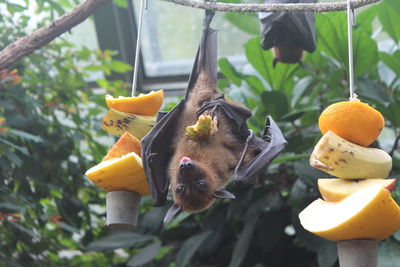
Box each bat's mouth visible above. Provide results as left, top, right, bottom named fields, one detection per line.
left=180, top=157, right=192, bottom=164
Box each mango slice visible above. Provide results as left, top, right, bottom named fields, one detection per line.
left=299, top=185, right=400, bottom=241
left=318, top=178, right=397, bottom=202
left=85, top=152, right=150, bottom=195
left=103, top=132, right=141, bottom=161
left=105, top=90, right=164, bottom=116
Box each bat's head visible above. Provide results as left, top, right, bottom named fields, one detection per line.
left=165, top=156, right=235, bottom=223
left=272, top=46, right=303, bottom=67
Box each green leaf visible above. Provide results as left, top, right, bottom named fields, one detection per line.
left=377, top=0, right=400, bottom=42
left=381, top=102, right=400, bottom=127
left=261, top=91, right=289, bottom=120
left=175, top=231, right=211, bottom=267
left=224, top=13, right=259, bottom=35
left=96, top=78, right=108, bottom=89
left=5, top=151, right=23, bottom=166
left=316, top=13, right=347, bottom=65
left=113, top=0, right=128, bottom=8
left=0, top=202, right=26, bottom=212
left=316, top=13, right=377, bottom=77
left=0, top=137, right=29, bottom=155
left=380, top=51, right=400, bottom=77
left=229, top=213, right=260, bottom=267
left=378, top=238, right=400, bottom=267
left=8, top=129, right=43, bottom=143
left=218, top=58, right=243, bottom=86
left=317, top=241, right=337, bottom=267
left=357, top=78, right=392, bottom=105
left=108, top=60, right=133, bottom=73
left=127, top=241, right=161, bottom=267
left=244, top=75, right=265, bottom=94
left=245, top=37, right=297, bottom=92
left=85, top=231, right=154, bottom=251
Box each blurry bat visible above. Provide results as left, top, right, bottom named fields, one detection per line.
left=259, top=0, right=316, bottom=67
left=141, top=10, right=287, bottom=223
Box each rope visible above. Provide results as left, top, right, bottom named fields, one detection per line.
left=161, top=0, right=380, bottom=13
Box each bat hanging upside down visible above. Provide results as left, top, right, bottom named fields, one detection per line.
left=167, top=71, right=254, bottom=218
left=259, top=0, right=316, bottom=67
left=141, top=10, right=288, bottom=223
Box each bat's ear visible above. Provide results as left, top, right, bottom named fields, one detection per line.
left=214, top=189, right=236, bottom=199
left=164, top=204, right=181, bottom=224
left=272, top=58, right=279, bottom=68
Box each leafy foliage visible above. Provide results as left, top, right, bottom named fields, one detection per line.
left=1, top=0, right=400, bottom=266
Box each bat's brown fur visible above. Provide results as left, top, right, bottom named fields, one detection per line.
left=273, top=45, right=303, bottom=66
left=168, top=71, right=251, bottom=212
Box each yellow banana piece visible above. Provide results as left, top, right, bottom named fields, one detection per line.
left=310, top=131, right=392, bottom=179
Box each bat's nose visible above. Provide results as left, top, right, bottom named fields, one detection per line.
left=180, top=161, right=193, bottom=170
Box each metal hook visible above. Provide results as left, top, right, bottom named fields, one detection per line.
left=131, top=0, right=148, bottom=97
left=347, top=0, right=355, bottom=99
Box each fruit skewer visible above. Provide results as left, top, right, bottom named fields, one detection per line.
left=299, top=99, right=400, bottom=267
left=85, top=91, right=164, bottom=229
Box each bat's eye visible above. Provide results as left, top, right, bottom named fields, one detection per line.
left=196, top=182, right=207, bottom=190
left=176, top=185, right=185, bottom=194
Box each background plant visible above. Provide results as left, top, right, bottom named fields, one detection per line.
left=1, top=0, right=400, bottom=266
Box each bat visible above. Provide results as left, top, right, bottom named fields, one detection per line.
left=141, top=10, right=287, bottom=223
left=259, top=0, right=316, bottom=67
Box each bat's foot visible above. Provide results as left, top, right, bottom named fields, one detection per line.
left=185, top=114, right=218, bottom=141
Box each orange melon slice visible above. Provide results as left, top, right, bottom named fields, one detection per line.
left=105, top=90, right=164, bottom=116
left=85, top=152, right=150, bottom=195
left=103, top=132, right=141, bottom=161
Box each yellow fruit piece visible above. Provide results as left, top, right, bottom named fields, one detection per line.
left=299, top=185, right=400, bottom=241
left=310, top=131, right=392, bottom=179
left=85, top=152, right=150, bottom=195
left=318, top=100, right=384, bottom=146
left=103, top=132, right=141, bottom=161
left=101, top=108, right=155, bottom=139
left=185, top=114, right=218, bottom=141
left=318, top=178, right=397, bottom=202
left=105, top=90, right=164, bottom=116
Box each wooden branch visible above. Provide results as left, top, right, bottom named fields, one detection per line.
left=162, top=0, right=380, bottom=13
left=0, top=0, right=110, bottom=70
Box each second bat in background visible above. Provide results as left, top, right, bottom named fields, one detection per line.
left=259, top=0, right=316, bottom=67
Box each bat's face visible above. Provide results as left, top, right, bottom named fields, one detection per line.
left=172, top=157, right=218, bottom=212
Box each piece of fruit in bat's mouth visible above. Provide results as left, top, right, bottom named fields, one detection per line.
left=105, top=90, right=164, bottom=116
left=299, top=185, right=400, bottom=241
left=85, top=152, right=150, bottom=195
left=185, top=114, right=218, bottom=141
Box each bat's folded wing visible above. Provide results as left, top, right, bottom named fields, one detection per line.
left=141, top=100, right=185, bottom=206
left=234, top=116, right=287, bottom=184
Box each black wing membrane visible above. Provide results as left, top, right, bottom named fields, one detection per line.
left=259, top=0, right=316, bottom=52
left=142, top=10, right=288, bottom=207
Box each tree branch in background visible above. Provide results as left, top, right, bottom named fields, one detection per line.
left=0, top=0, right=110, bottom=69
left=163, top=0, right=380, bottom=13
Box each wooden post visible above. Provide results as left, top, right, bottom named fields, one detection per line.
left=106, top=191, right=141, bottom=230
left=337, top=239, right=379, bottom=267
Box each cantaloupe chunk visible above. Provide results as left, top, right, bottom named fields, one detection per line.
left=318, top=178, right=397, bottom=202
left=85, top=152, right=150, bottom=195
left=299, top=185, right=400, bottom=241
left=103, top=132, right=141, bottom=161
left=105, top=90, right=164, bottom=116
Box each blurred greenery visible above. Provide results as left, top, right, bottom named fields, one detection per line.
left=1, top=0, right=400, bottom=266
